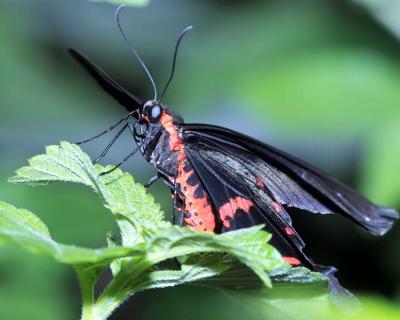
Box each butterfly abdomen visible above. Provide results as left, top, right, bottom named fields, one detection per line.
left=155, top=111, right=216, bottom=232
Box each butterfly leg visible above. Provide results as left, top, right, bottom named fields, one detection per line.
left=75, top=115, right=131, bottom=145
left=176, top=208, right=184, bottom=226
left=93, top=123, right=129, bottom=164
left=99, top=123, right=141, bottom=175
left=144, top=174, right=160, bottom=188
left=172, top=177, right=178, bottom=224
left=171, top=177, right=185, bottom=226
left=99, top=147, right=139, bottom=175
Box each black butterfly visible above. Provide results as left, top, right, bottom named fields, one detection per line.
left=69, top=5, right=398, bottom=300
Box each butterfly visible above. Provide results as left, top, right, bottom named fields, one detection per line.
left=69, top=4, right=398, bottom=299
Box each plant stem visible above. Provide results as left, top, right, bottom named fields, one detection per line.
left=76, top=267, right=97, bottom=320
left=94, top=260, right=151, bottom=319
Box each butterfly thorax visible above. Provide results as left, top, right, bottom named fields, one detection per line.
left=138, top=108, right=183, bottom=174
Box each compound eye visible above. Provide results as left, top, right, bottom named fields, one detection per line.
left=147, top=104, right=163, bottom=123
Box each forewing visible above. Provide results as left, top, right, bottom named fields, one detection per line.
left=181, top=124, right=399, bottom=236
left=69, top=49, right=141, bottom=112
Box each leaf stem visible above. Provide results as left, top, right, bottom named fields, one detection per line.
left=76, top=267, right=97, bottom=320
left=94, top=260, right=151, bottom=319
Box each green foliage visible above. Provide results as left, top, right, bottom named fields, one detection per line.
left=0, top=201, right=137, bottom=265
left=237, top=49, right=400, bottom=135
left=360, top=120, right=400, bottom=207
left=88, top=0, right=149, bottom=7
left=3, top=141, right=325, bottom=320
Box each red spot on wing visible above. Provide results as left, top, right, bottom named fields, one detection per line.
left=283, top=256, right=301, bottom=266
left=256, top=176, right=265, bottom=188
left=160, top=113, right=215, bottom=232
left=284, top=226, right=295, bottom=235
left=273, top=201, right=282, bottom=214
left=219, top=197, right=254, bottom=228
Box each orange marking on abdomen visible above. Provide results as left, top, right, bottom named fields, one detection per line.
left=160, top=113, right=215, bottom=232
left=219, top=197, right=254, bottom=228
left=160, top=113, right=184, bottom=155
left=283, top=256, right=301, bottom=266
left=177, top=163, right=215, bottom=232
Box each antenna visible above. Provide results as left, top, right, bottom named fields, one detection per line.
left=115, top=4, right=158, bottom=100
left=160, top=26, right=193, bottom=101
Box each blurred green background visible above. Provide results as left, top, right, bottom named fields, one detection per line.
left=1, top=0, right=400, bottom=319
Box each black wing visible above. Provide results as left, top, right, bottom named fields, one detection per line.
left=69, top=49, right=141, bottom=112
left=182, top=133, right=313, bottom=268
left=181, top=123, right=399, bottom=236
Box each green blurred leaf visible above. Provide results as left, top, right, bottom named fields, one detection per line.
left=236, top=49, right=400, bottom=135
left=360, top=120, right=400, bottom=206
left=88, top=0, right=149, bottom=6
left=261, top=295, right=400, bottom=320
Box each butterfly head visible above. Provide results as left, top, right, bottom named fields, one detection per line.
left=132, top=100, right=183, bottom=161
left=140, top=100, right=164, bottom=123
left=132, top=100, right=163, bottom=140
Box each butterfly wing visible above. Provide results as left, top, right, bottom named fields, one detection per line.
left=182, top=133, right=316, bottom=268
left=181, top=123, right=399, bottom=236
left=69, top=49, right=142, bottom=112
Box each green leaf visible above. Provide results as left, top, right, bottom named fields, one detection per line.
left=9, top=141, right=165, bottom=245
left=106, top=232, right=122, bottom=276
left=6, top=142, right=296, bottom=288
left=0, top=200, right=50, bottom=237
left=99, top=167, right=166, bottom=246
left=195, top=260, right=327, bottom=290
left=269, top=265, right=327, bottom=284
left=8, top=142, right=283, bottom=286
left=0, top=201, right=143, bottom=266
left=95, top=226, right=284, bottom=319
left=135, top=253, right=231, bottom=291
left=140, top=225, right=283, bottom=287
left=8, top=143, right=99, bottom=187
